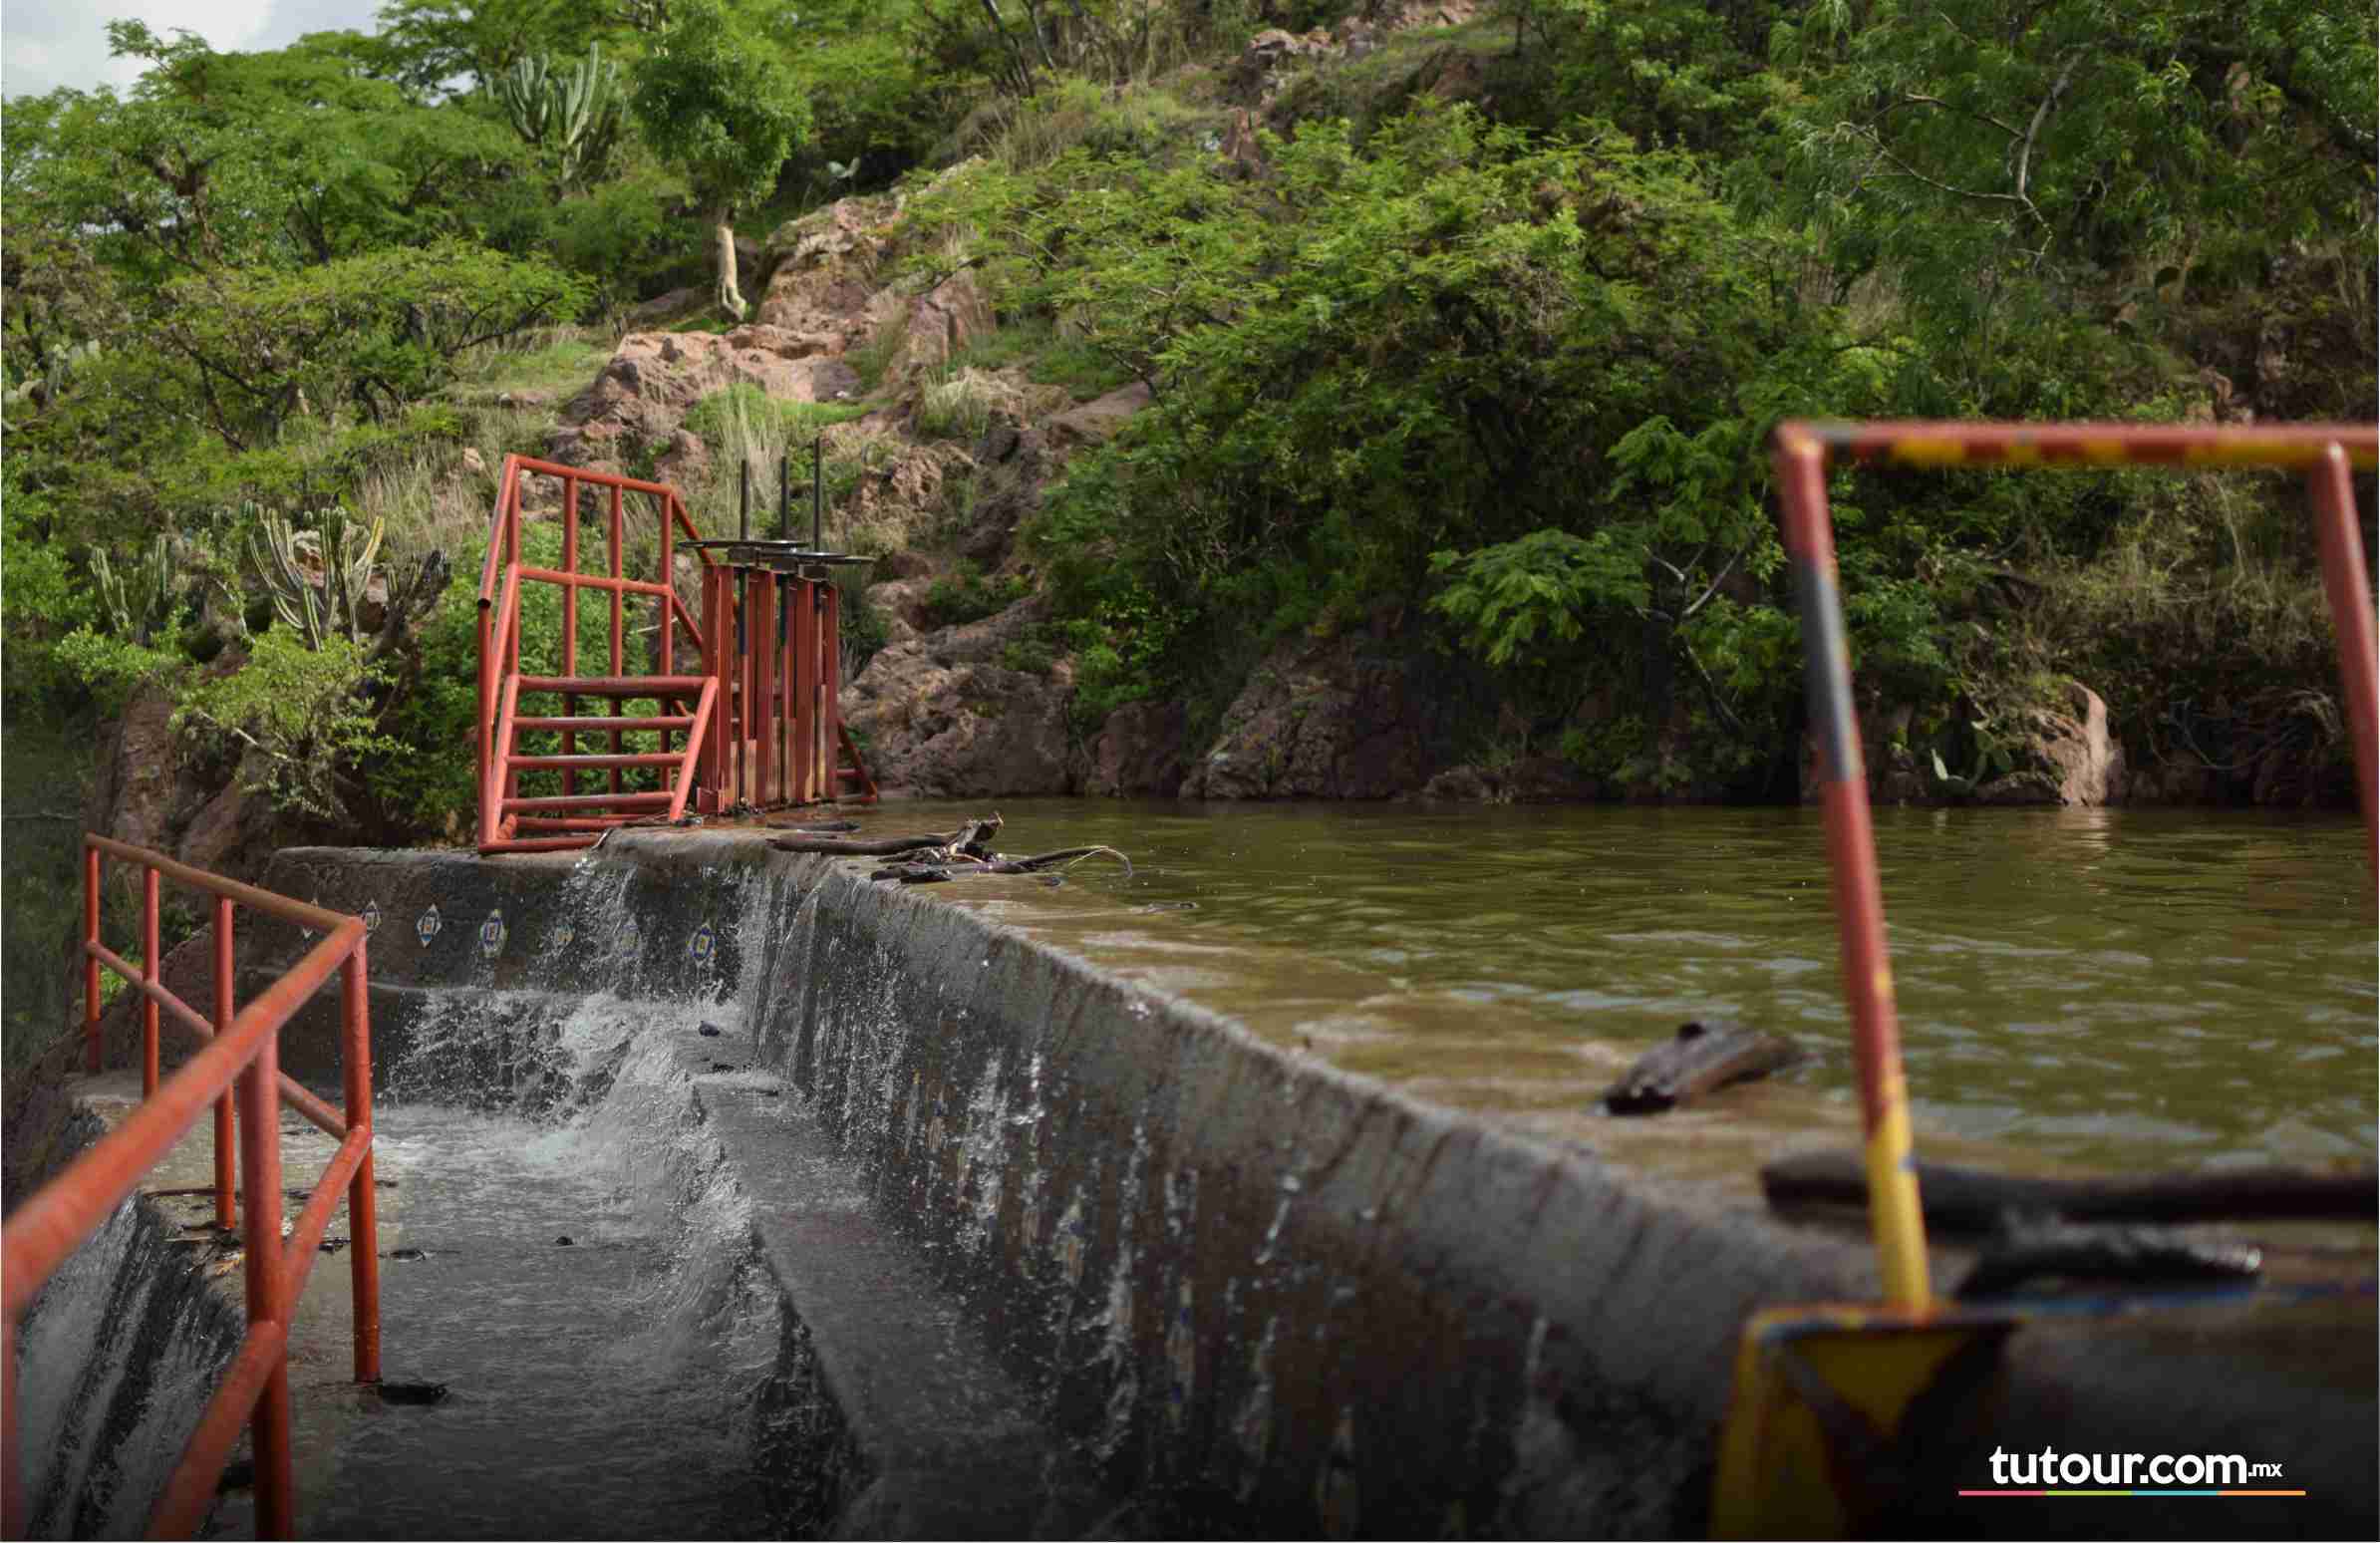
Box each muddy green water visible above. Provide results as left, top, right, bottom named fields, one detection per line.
left=842, top=800, right=2375, bottom=1179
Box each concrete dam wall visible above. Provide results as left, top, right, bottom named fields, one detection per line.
left=42, top=828, right=2375, bottom=1537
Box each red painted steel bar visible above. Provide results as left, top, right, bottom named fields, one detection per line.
left=212, top=898, right=236, bottom=1229
left=790, top=580, right=806, bottom=803
left=701, top=565, right=725, bottom=801
left=143, top=866, right=160, bottom=1098
left=1805, top=420, right=2378, bottom=468
left=1773, top=428, right=1932, bottom=1310
left=84, top=845, right=101, bottom=1073
left=2308, top=444, right=2380, bottom=875
left=754, top=570, right=778, bottom=805
left=561, top=474, right=581, bottom=804
left=237, top=1015, right=294, bottom=1539
left=609, top=484, right=627, bottom=797
left=823, top=585, right=844, bottom=799
left=340, top=950, right=381, bottom=1384
left=798, top=582, right=821, bottom=805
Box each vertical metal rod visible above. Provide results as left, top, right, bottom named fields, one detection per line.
left=212, top=899, right=236, bottom=1230
left=84, top=845, right=102, bottom=1074
left=238, top=1023, right=292, bottom=1539
left=561, top=473, right=581, bottom=804
left=701, top=565, right=725, bottom=807
left=142, top=867, right=159, bottom=1100
left=609, top=485, right=627, bottom=798
left=813, top=435, right=824, bottom=551
left=1774, top=428, right=1931, bottom=1310
left=342, top=948, right=381, bottom=1384
left=780, top=455, right=792, bottom=543
left=777, top=576, right=792, bottom=804
left=740, top=459, right=750, bottom=542
left=733, top=568, right=747, bottom=805
left=659, top=493, right=677, bottom=681
left=2309, top=446, right=2380, bottom=876
left=822, top=584, right=841, bottom=797
left=754, top=573, right=777, bottom=805
left=792, top=582, right=818, bottom=804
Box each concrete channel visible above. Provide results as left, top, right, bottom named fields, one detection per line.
left=11, top=829, right=2374, bottom=1538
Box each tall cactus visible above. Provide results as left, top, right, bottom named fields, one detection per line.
left=495, top=44, right=624, bottom=192
left=92, top=533, right=177, bottom=645
left=248, top=508, right=385, bottom=651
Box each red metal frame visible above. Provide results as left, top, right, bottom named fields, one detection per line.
left=3, top=836, right=382, bottom=1540
left=1773, top=419, right=2379, bottom=1311
left=476, top=457, right=877, bottom=853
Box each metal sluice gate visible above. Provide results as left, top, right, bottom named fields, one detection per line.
left=475, top=441, right=875, bottom=855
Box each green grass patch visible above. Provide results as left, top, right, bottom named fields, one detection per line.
left=683, top=385, right=872, bottom=451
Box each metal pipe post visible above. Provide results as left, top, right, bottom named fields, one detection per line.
left=1773, top=428, right=1932, bottom=1310
left=2309, top=445, right=2380, bottom=875
left=84, top=844, right=102, bottom=1073
left=813, top=435, right=823, bottom=551
left=342, top=949, right=381, bottom=1383
left=212, top=898, right=236, bottom=1230
left=142, top=866, right=160, bottom=1099
left=237, top=1024, right=293, bottom=1538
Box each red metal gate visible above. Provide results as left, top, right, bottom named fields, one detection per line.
left=475, top=455, right=874, bottom=854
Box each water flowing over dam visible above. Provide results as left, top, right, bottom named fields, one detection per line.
left=12, top=820, right=2375, bottom=1539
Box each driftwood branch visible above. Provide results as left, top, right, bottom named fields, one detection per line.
left=1762, top=1150, right=2378, bottom=1231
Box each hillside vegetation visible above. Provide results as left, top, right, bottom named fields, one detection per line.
left=4, top=3, right=2373, bottom=884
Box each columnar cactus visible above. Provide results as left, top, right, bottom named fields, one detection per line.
left=91, top=533, right=176, bottom=645
left=248, top=508, right=385, bottom=650
left=496, top=44, right=625, bottom=191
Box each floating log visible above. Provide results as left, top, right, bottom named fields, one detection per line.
left=1762, top=1150, right=2380, bottom=1230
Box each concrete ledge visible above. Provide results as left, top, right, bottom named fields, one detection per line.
left=218, top=834, right=2375, bottom=1538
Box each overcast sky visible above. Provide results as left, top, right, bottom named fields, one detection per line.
left=3, top=0, right=384, bottom=99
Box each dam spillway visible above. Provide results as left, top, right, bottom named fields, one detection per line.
left=11, top=824, right=2375, bottom=1539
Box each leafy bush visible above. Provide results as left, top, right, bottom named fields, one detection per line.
left=173, top=630, right=397, bottom=821
left=922, top=560, right=1029, bottom=628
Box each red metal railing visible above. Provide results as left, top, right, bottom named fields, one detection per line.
left=475, top=455, right=875, bottom=852
left=2, top=837, right=382, bottom=1540
left=476, top=456, right=720, bottom=853
left=1772, top=420, right=2379, bottom=1310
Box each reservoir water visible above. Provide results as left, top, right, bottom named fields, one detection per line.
left=857, top=799, right=2376, bottom=1176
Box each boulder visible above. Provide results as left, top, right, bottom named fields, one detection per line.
left=840, top=596, right=1076, bottom=798
left=1078, top=700, right=1189, bottom=797
left=1416, top=756, right=1601, bottom=804
left=882, top=269, right=995, bottom=384
left=626, top=287, right=704, bottom=328
left=1180, top=630, right=1434, bottom=799
left=1973, top=681, right=2128, bottom=806
left=654, top=428, right=711, bottom=488
left=1047, top=383, right=1152, bottom=450
left=551, top=328, right=861, bottom=464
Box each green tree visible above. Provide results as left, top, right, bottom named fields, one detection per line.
left=628, top=0, right=811, bottom=319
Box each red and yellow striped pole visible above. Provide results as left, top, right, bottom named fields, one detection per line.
left=1773, top=425, right=1932, bottom=1311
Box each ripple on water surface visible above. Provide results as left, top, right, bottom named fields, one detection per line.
left=883, top=799, right=2375, bottom=1174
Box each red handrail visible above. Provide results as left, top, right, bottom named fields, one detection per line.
left=1771, top=418, right=2379, bottom=1312
left=2, top=836, right=382, bottom=1540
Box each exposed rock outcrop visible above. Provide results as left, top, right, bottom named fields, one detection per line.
left=1975, top=681, right=2128, bottom=807
left=1078, top=701, right=1189, bottom=798
left=1180, top=627, right=1437, bottom=799
left=840, top=596, right=1076, bottom=798
left=550, top=326, right=859, bottom=467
